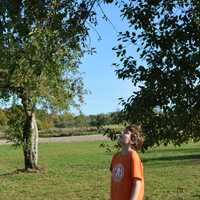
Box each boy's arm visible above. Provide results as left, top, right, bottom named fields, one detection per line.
left=129, top=178, right=142, bottom=200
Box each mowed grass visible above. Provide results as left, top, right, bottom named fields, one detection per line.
left=0, top=141, right=200, bottom=200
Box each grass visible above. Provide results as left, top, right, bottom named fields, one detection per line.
left=0, top=141, right=199, bottom=200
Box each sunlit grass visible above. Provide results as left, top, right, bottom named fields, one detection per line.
left=0, top=141, right=199, bottom=200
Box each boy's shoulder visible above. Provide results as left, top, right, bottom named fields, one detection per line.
left=113, top=152, right=120, bottom=158
left=112, top=150, right=135, bottom=159
left=112, top=151, right=123, bottom=161
left=129, top=149, right=140, bottom=158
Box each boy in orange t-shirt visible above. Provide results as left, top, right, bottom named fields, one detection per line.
left=110, top=125, right=144, bottom=200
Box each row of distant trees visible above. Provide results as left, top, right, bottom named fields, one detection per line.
left=0, top=107, right=122, bottom=130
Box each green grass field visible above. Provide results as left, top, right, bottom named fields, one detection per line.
left=0, top=141, right=199, bottom=200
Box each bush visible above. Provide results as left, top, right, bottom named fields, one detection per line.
left=0, top=109, right=8, bottom=126
left=6, top=106, right=24, bottom=146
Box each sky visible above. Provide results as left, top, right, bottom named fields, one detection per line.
left=72, top=4, right=138, bottom=116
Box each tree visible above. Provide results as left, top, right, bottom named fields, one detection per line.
left=35, top=109, right=55, bottom=130
left=0, top=108, right=8, bottom=126
left=113, top=0, right=200, bottom=149
left=89, top=114, right=108, bottom=128
left=0, top=1, right=97, bottom=170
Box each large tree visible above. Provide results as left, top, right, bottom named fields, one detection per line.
left=0, top=0, right=97, bottom=170
left=113, top=0, right=200, bottom=149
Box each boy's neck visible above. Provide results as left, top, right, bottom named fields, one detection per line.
left=121, top=144, right=132, bottom=155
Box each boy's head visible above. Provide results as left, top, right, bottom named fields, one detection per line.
left=120, top=125, right=144, bottom=151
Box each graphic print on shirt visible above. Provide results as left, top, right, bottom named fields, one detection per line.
left=112, top=163, right=124, bottom=182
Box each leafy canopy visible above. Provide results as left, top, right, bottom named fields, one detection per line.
left=113, top=0, right=200, bottom=148
left=0, top=0, right=96, bottom=111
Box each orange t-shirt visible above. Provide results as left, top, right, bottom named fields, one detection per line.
left=110, top=150, right=144, bottom=200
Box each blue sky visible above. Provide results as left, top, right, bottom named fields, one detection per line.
left=73, top=4, right=137, bottom=115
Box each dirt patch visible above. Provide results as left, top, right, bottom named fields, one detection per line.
left=0, top=134, right=109, bottom=145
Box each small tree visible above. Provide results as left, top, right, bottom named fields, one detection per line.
left=0, top=1, right=97, bottom=170
left=0, top=108, right=8, bottom=126
left=113, top=0, right=200, bottom=148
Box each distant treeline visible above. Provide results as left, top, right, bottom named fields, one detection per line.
left=0, top=108, right=123, bottom=130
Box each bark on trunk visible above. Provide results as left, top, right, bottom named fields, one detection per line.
left=23, top=112, right=38, bottom=170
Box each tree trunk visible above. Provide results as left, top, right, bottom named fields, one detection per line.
left=23, top=112, right=39, bottom=170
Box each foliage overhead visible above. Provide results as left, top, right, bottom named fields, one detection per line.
left=113, top=0, right=200, bottom=148
left=0, top=0, right=97, bottom=112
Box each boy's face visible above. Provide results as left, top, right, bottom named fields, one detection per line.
left=119, top=129, right=131, bottom=145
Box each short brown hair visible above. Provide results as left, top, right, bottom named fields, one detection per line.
left=125, top=125, right=144, bottom=151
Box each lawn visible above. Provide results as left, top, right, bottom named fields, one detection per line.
left=0, top=141, right=199, bottom=200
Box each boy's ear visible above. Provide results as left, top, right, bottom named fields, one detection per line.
left=130, top=136, right=135, bottom=145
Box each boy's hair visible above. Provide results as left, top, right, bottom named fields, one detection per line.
left=125, top=125, right=144, bottom=151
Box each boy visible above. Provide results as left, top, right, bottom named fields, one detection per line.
left=110, top=125, right=144, bottom=200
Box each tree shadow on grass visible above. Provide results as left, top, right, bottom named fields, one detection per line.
left=0, top=167, right=46, bottom=176
left=145, top=147, right=200, bottom=154
left=0, top=170, right=19, bottom=176
left=143, top=154, right=200, bottom=164
left=193, top=194, right=200, bottom=199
